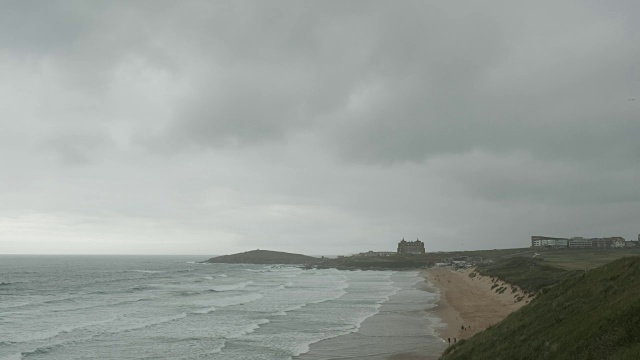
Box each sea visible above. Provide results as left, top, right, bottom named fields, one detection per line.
left=0, top=256, right=446, bottom=359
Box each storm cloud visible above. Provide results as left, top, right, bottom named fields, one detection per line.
left=1, top=1, right=639, bottom=255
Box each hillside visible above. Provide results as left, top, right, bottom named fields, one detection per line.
left=204, top=250, right=318, bottom=264
left=535, top=248, right=640, bottom=271
left=441, top=257, right=640, bottom=360
left=476, top=256, right=581, bottom=293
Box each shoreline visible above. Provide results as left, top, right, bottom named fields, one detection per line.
left=295, top=271, right=445, bottom=360
left=294, top=266, right=529, bottom=359
left=426, top=266, right=528, bottom=343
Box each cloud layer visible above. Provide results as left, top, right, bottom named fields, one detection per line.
left=1, top=1, right=639, bottom=254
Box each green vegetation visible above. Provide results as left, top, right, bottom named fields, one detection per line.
left=535, top=248, right=640, bottom=271
left=477, top=257, right=581, bottom=293
left=441, top=257, right=640, bottom=360
left=203, top=250, right=318, bottom=264
left=422, top=248, right=532, bottom=262
left=202, top=247, right=639, bottom=272
left=203, top=247, right=532, bottom=269
left=468, top=272, right=477, bottom=278
left=311, top=248, right=531, bottom=270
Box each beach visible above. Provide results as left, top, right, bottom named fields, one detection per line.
left=426, top=266, right=528, bottom=343
left=0, top=256, right=528, bottom=360
left=1, top=257, right=443, bottom=360
left=297, top=266, right=530, bottom=360
left=296, top=271, right=446, bottom=360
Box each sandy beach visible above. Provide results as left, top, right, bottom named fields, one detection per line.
left=296, top=271, right=446, bottom=360
left=426, top=267, right=528, bottom=343
left=297, top=267, right=529, bottom=360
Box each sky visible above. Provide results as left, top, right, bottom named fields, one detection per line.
left=1, top=1, right=639, bottom=255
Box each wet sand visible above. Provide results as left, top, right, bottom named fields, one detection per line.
left=296, top=268, right=528, bottom=360
left=426, top=267, right=528, bottom=343
left=296, top=271, right=446, bottom=360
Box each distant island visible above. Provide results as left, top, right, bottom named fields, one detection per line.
left=203, top=249, right=319, bottom=265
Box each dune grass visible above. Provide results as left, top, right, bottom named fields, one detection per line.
left=441, top=257, right=640, bottom=360
left=476, top=256, right=580, bottom=293
left=538, top=248, right=640, bottom=271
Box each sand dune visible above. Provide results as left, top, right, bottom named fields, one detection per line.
left=426, top=267, right=528, bottom=343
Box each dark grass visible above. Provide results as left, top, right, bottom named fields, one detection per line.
left=537, top=248, right=640, bottom=271
left=476, top=256, right=581, bottom=293
left=313, top=248, right=532, bottom=270
left=206, top=247, right=533, bottom=269
left=441, top=257, right=640, bottom=360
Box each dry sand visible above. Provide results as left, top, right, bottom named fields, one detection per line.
left=426, top=267, right=529, bottom=343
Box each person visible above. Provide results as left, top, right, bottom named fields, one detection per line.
left=448, top=337, right=451, bottom=345
left=454, top=337, right=457, bottom=343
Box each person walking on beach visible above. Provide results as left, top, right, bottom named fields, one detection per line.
left=448, top=338, right=451, bottom=345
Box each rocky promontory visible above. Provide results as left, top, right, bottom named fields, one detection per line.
left=203, top=249, right=319, bottom=265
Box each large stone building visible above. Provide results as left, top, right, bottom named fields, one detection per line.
left=397, top=238, right=425, bottom=254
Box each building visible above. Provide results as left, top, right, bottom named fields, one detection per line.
left=592, top=237, right=626, bottom=248
left=397, top=238, right=425, bottom=255
left=531, top=236, right=569, bottom=248
left=356, top=251, right=396, bottom=257
left=568, top=238, right=593, bottom=248
left=532, top=235, right=628, bottom=249
left=612, top=237, right=626, bottom=248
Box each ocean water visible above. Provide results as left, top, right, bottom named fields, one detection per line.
left=0, top=256, right=444, bottom=359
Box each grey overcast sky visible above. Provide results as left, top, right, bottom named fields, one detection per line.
left=1, top=1, right=639, bottom=255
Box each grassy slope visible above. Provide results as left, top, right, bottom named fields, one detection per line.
left=538, top=248, right=640, bottom=271
left=205, top=250, right=318, bottom=264
left=442, top=257, right=640, bottom=360
left=476, top=257, right=580, bottom=293
left=476, top=248, right=640, bottom=293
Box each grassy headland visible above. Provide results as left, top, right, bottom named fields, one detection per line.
left=203, top=250, right=319, bottom=264
left=309, top=248, right=531, bottom=270
left=475, top=248, right=640, bottom=293
left=441, top=256, right=640, bottom=360
left=203, top=247, right=532, bottom=269
left=203, top=247, right=640, bottom=273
